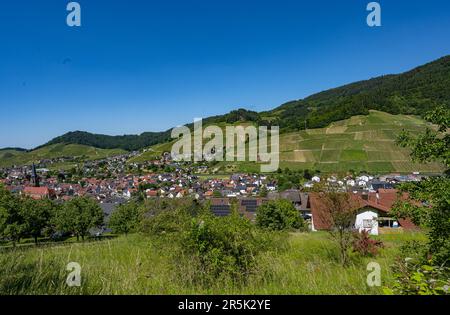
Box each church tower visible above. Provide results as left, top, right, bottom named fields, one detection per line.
left=31, top=163, right=40, bottom=187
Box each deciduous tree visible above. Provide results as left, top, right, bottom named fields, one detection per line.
left=256, top=199, right=305, bottom=231
left=0, top=185, right=25, bottom=247
left=108, top=202, right=142, bottom=235
left=395, top=106, right=450, bottom=266
left=20, top=197, right=54, bottom=244
left=55, top=197, right=104, bottom=241
left=318, top=191, right=359, bottom=266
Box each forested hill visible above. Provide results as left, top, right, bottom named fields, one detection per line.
left=39, top=131, right=172, bottom=152
left=0, top=148, right=27, bottom=152
left=39, top=55, right=450, bottom=151
left=270, top=55, right=450, bottom=131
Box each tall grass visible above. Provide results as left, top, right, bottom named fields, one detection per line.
left=0, top=232, right=425, bottom=295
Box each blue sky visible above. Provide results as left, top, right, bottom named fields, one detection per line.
left=1, top=0, right=450, bottom=149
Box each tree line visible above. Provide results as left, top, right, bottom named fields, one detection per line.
left=0, top=189, right=104, bottom=246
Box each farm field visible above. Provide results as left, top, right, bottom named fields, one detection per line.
left=274, top=111, right=444, bottom=173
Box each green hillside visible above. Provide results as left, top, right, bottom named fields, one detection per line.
left=39, top=56, right=450, bottom=152
left=274, top=111, right=444, bottom=173
left=0, top=144, right=126, bottom=168
left=131, top=111, right=445, bottom=174
left=268, top=55, right=450, bottom=132
left=2, top=111, right=445, bottom=174
left=3, top=56, right=449, bottom=172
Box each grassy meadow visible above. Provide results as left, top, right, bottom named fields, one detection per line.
left=0, top=231, right=426, bottom=295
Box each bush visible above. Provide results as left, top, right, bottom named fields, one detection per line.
left=108, top=202, right=142, bottom=235
left=399, top=240, right=430, bottom=263
left=177, top=213, right=268, bottom=285
left=140, top=199, right=204, bottom=236
left=142, top=207, right=192, bottom=236
left=384, top=258, right=450, bottom=295
left=352, top=230, right=384, bottom=257
left=256, top=199, right=306, bottom=231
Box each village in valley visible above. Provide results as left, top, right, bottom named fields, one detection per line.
left=0, top=150, right=426, bottom=236
left=2, top=0, right=450, bottom=299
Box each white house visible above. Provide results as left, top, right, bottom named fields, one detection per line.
left=327, top=176, right=337, bottom=183
left=358, top=180, right=367, bottom=187
left=346, top=179, right=356, bottom=187
left=122, top=190, right=131, bottom=199
left=304, top=182, right=314, bottom=188
left=309, top=191, right=416, bottom=236
left=358, top=175, right=370, bottom=183
left=176, top=192, right=184, bottom=198
left=355, top=208, right=379, bottom=235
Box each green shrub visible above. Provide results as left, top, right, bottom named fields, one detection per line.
left=256, top=199, right=306, bottom=231
left=177, top=213, right=269, bottom=285
left=384, top=258, right=450, bottom=295
left=141, top=207, right=192, bottom=236
left=399, top=240, right=430, bottom=263
left=108, top=202, right=142, bottom=235
left=140, top=198, right=204, bottom=236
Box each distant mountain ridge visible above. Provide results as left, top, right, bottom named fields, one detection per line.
left=0, top=147, right=28, bottom=152
left=36, top=55, right=450, bottom=152
left=38, top=130, right=173, bottom=152
left=35, top=109, right=264, bottom=151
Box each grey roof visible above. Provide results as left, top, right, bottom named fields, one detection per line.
left=299, top=193, right=310, bottom=211
left=280, top=189, right=301, bottom=203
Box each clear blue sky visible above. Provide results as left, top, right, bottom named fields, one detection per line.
left=1, top=0, right=450, bottom=149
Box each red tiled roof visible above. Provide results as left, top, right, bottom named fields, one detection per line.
left=146, top=190, right=158, bottom=197
left=23, top=186, right=53, bottom=200
left=310, top=190, right=418, bottom=231
left=24, top=186, right=50, bottom=195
